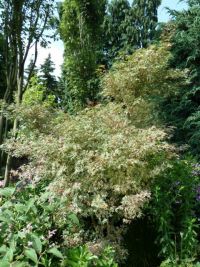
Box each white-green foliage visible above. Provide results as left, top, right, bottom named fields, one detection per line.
left=5, top=103, right=172, bottom=228
left=102, top=43, right=188, bottom=126
left=3, top=43, right=186, bottom=252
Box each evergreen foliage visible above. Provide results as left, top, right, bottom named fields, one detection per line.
left=103, top=0, right=162, bottom=65
left=60, top=0, right=106, bottom=112
left=40, top=54, right=59, bottom=102
left=103, top=0, right=131, bottom=64
left=132, top=0, right=162, bottom=48
left=40, top=54, right=58, bottom=94
left=25, top=60, right=39, bottom=81
left=160, top=1, right=200, bottom=156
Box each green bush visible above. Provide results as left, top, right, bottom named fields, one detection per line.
left=150, top=159, right=200, bottom=265
left=2, top=41, right=195, bottom=265
left=160, top=259, right=200, bottom=267
left=5, top=101, right=178, bottom=251
left=0, top=183, right=118, bottom=266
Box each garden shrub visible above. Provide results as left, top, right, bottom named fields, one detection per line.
left=1, top=41, right=191, bottom=263
left=102, top=43, right=187, bottom=127
left=0, top=182, right=118, bottom=266
left=150, top=159, right=200, bottom=265
left=3, top=102, right=175, bottom=255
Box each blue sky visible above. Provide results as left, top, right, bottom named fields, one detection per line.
left=33, top=0, right=188, bottom=77
left=158, top=0, right=188, bottom=22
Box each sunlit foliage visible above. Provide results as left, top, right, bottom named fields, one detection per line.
left=2, top=43, right=186, bottom=258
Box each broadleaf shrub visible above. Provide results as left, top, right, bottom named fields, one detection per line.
left=150, top=158, right=200, bottom=265
left=0, top=182, right=118, bottom=266
left=102, top=43, right=188, bottom=126
left=1, top=41, right=192, bottom=264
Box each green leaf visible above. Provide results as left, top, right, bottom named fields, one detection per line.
left=0, top=260, right=10, bottom=267
left=4, top=210, right=14, bottom=219
left=65, top=259, right=80, bottom=267
left=26, top=198, right=35, bottom=213
left=0, top=188, right=15, bottom=197
left=24, top=248, right=38, bottom=264
left=68, top=213, right=79, bottom=225
left=48, top=247, right=63, bottom=259
left=0, top=215, right=11, bottom=223
left=0, top=209, right=14, bottom=224
left=4, top=248, right=14, bottom=262
left=9, top=237, right=17, bottom=252
left=31, top=235, right=42, bottom=254
left=15, top=204, right=27, bottom=214
left=12, top=262, right=29, bottom=267
left=0, top=245, right=7, bottom=254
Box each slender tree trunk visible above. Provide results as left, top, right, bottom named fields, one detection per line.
left=0, top=117, right=8, bottom=162
left=0, top=115, right=8, bottom=172
left=4, top=117, right=18, bottom=186
left=0, top=115, right=4, bottom=148
left=0, top=97, right=8, bottom=172
left=4, top=67, right=23, bottom=186
left=0, top=76, right=14, bottom=174
left=0, top=114, right=4, bottom=174
left=4, top=154, right=12, bottom=187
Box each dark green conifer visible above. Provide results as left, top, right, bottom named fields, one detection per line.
left=60, top=0, right=106, bottom=112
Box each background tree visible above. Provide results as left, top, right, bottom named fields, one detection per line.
left=131, top=0, right=162, bottom=48
left=160, top=0, right=200, bottom=156
left=40, top=54, right=58, bottom=98
left=0, top=0, right=55, bottom=185
left=25, top=59, right=39, bottom=81
left=60, top=0, right=106, bottom=112
left=0, top=33, right=7, bottom=170
left=103, top=0, right=162, bottom=65
left=0, top=33, right=6, bottom=100
left=103, top=0, right=131, bottom=65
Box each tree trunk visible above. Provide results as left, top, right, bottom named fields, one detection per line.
left=0, top=115, right=8, bottom=173
left=0, top=114, right=4, bottom=174
left=3, top=117, right=18, bottom=186
left=0, top=114, right=4, bottom=146
left=4, top=154, right=12, bottom=187
left=3, top=66, right=23, bottom=186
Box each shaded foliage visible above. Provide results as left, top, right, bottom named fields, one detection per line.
left=150, top=159, right=200, bottom=265
left=103, top=0, right=162, bottom=65
left=0, top=33, right=6, bottom=100
left=60, top=0, right=106, bottom=112
left=160, top=1, right=200, bottom=156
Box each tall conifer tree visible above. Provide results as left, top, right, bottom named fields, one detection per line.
left=160, top=0, right=200, bottom=156
left=104, top=0, right=162, bottom=64
left=132, top=0, right=162, bottom=48
left=103, top=0, right=131, bottom=64
left=60, top=0, right=106, bottom=112
left=40, top=54, right=58, bottom=96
